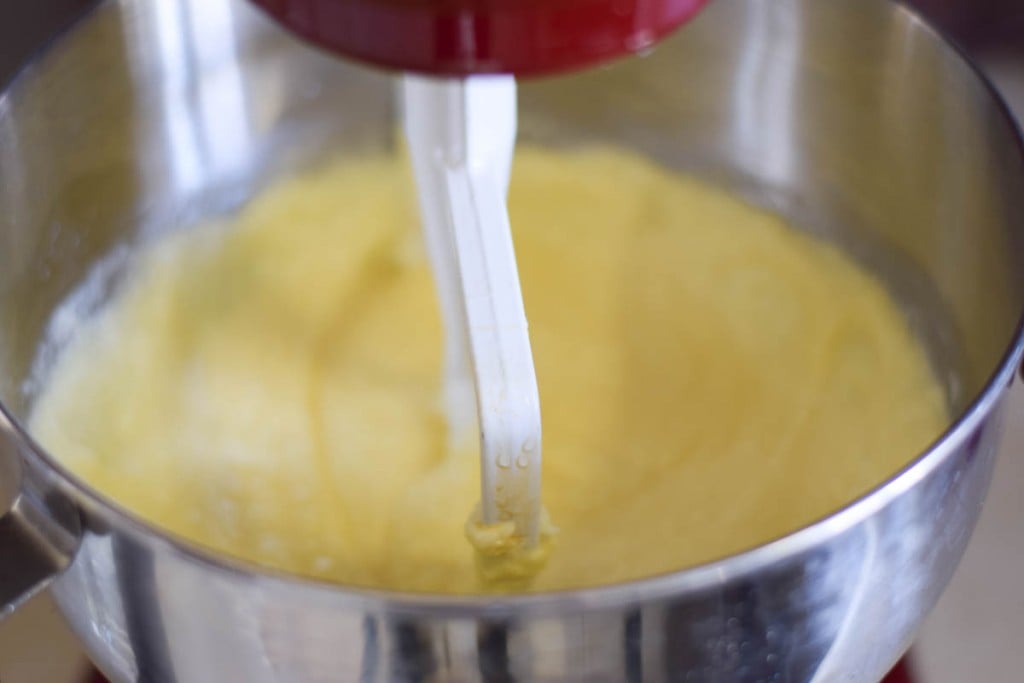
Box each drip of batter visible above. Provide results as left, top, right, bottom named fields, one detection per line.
left=28, top=146, right=946, bottom=593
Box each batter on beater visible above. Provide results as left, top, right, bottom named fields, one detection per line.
left=28, top=145, right=946, bottom=593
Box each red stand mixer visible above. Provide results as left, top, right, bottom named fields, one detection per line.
left=250, top=0, right=710, bottom=75
left=75, top=0, right=914, bottom=679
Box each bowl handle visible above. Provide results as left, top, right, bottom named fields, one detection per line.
left=0, top=416, right=80, bottom=621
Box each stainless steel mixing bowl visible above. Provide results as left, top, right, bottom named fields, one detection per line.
left=1, top=0, right=1023, bottom=680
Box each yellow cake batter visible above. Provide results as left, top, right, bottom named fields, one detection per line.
left=28, top=146, right=947, bottom=593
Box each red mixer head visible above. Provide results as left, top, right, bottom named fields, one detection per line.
left=250, top=0, right=712, bottom=76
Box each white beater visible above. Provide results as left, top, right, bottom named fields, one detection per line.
left=403, top=75, right=543, bottom=548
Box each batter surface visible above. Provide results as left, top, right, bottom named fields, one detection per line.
left=29, top=146, right=947, bottom=593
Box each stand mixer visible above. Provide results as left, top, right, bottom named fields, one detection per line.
left=248, top=0, right=713, bottom=568
left=250, top=0, right=711, bottom=75
left=1, top=0, right=1023, bottom=681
